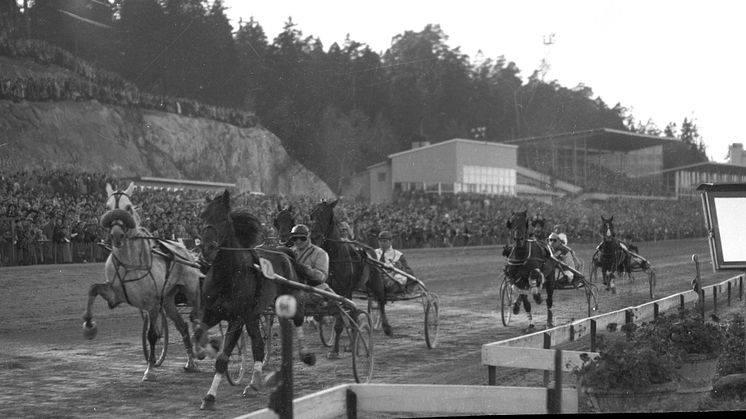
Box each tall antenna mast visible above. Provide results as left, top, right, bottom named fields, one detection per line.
left=539, top=33, right=555, bottom=81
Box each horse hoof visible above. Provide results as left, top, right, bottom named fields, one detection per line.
left=82, top=321, right=98, bottom=340
left=200, top=394, right=216, bottom=410
left=249, top=370, right=264, bottom=392
left=327, top=351, right=340, bottom=360
left=142, top=371, right=156, bottom=382
left=183, top=362, right=199, bottom=373
left=525, top=325, right=536, bottom=333
left=533, top=294, right=542, bottom=305
left=512, top=303, right=520, bottom=315
left=383, top=324, right=393, bottom=336
left=301, top=352, right=316, bottom=366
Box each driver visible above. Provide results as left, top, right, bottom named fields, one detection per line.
left=289, top=224, right=334, bottom=298
left=374, top=230, right=416, bottom=293
left=549, top=232, right=576, bottom=286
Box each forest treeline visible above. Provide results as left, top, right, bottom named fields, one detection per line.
left=0, top=0, right=707, bottom=191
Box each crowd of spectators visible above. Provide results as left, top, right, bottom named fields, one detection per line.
left=0, top=36, right=258, bottom=128
left=0, top=169, right=707, bottom=267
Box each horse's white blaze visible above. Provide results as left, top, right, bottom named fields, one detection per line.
left=207, top=373, right=223, bottom=397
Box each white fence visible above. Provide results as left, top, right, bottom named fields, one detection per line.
left=235, top=273, right=743, bottom=418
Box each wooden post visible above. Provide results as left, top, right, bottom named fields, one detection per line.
left=269, top=296, right=296, bottom=419
left=543, top=333, right=551, bottom=387
left=488, top=366, right=496, bottom=386
left=346, top=388, right=358, bottom=419
left=590, top=320, right=597, bottom=352
left=547, top=349, right=562, bottom=414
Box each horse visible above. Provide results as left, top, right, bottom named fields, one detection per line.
left=194, top=190, right=315, bottom=410
left=272, top=204, right=295, bottom=246
left=308, top=200, right=392, bottom=356
left=82, top=182, right=204, bottom=381
left=503, top=210, right=558, bottom=330
left=591, top=215, right=655, bottom=296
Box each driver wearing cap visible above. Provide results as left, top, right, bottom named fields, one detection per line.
left=289, top=224, right=335, bottom=301
left=375, top=230, right=415, bottom=293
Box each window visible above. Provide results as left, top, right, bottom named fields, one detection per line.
left=462, top=166, right=516, bottom=196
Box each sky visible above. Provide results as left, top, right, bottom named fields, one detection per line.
left=222, top=0, right=745, bottom=162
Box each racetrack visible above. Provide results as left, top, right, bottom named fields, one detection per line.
left=0, top=238, right=737, bottom=418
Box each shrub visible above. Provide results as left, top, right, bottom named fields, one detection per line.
left=574, top=333, right=678, bottom=391
left=718, top=313, right=744, bottom=377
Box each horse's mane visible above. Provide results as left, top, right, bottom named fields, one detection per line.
left=230, top=208, right=261, bottom=248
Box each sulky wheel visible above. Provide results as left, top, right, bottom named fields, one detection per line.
left=318, top=315, right=336, bottom=348
left=141, top=308, right=168, bottom=367
left=499, top=275, right=514, bottom=327
left=424, top=293, right=440, bottom=349
left=585, top=282, right=600, bottom=316
left=352, top=311, right=374, bottom=384
left=225, top=327, right=248, bottom=386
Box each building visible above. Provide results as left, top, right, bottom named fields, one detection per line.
left=642, top=162, right=746, bottom=198
left=350, top=139, right=519, bottom=204
left=726, top=143, right=746, bottom=166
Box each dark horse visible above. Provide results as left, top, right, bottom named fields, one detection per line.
left=504, top=210, right=558, bottom=329
left=272, top=204, right=296, bottom=246
left=194, top=190, right=315, bottom=410
left=308, top=200, right=392, bottom=356
left=591, top=216, right=655, bottom=297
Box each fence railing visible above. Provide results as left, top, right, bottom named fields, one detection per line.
left=481, top=272, right=744, bottom=411
left=236, top=383, right=578, bottom=418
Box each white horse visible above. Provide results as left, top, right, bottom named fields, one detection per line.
left=82, top=182, right=204, bottom=381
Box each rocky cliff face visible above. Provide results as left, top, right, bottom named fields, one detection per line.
left=0, top=98, right=334, bottom=197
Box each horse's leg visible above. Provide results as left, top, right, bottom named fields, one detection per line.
left=201, top=319, right=243, bottom=410
left=242, top=318, right=268, bottom=395
left=521, top=294, right=535, bottom=330
left=142, top=307, right=161, bottom=382
left=523, top=295, right=534, bottom=330
left=328, top=313, right=344, bottom=360
left=162, top=288, right=198, bottom=372
left=367, top=277, right=392, bottom=336
left=82, top=283, right=119, bottom=339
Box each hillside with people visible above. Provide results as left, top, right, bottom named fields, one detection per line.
left=0, top=38, right=334, bottom=197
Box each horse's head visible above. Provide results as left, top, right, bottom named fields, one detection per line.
left=199, top=190, right=233, bottom=263
left=100, top=182, right=139, bottom=248
left=601, top=216, right=615, bottom=242
left=506, top=210, right=529, bottom=246
left=309, top=199, right=338, bottom=245
left=273, top=204, right=295, bottom=245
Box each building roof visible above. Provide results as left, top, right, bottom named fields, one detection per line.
left=644, top=161, right=746, bottom=176
left=503, top=128, right=677, bottom=153
left=387, top=138, right=518, bottom=159
left=133, top=176, right=235, bottom=188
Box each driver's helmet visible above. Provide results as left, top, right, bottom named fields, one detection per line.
left=290, top=224, right=310, bottom=238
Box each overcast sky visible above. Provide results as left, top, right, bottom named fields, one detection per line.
left=223, top=0, right=745, bottom=162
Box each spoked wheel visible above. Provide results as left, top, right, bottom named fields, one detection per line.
left=367, top=299, right=382, bottom=330
left=318, top=315, right=336, bottom=347
left=499, top=276, right=514, bottom=327
left=224, top=326, right=248, bottom=386
left=424, top=293, right=440, bottom=349
left=584, top=281, right=600, bottom=316
left=260, top=314, right=273, bottom=366
left=141, top=308, right=168, bottom=367
left=352, top=311, right=374, bottom=384
left=648, top=268, right=657, bottom=299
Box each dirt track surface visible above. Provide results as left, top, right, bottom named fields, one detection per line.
left=0, top=238, right=737, bottom=418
